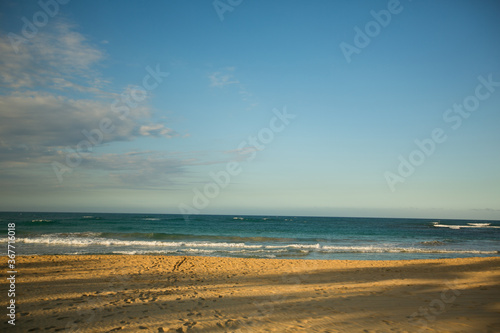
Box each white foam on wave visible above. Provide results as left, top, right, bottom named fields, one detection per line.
left=181, top=248, right=217, bottom=254
left=17, top=236, right=265, bottom=249
left=62, top=232, right=103, bottom=237
left=112, top=248, right=282, bottom=256
left=264, top=243, right=321, bottom=250
left=467, top=223, right=491, bottom=227
left=187, top=241, right=262, bottom=249
left=14, top=236, right=498, bottom=255
left=319, top=245, right=497, bottom=254
left=432, top=222, right=499, bottom=229
left=112, top=249, right=179, bottom=255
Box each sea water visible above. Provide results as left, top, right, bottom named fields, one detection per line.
left=1, top=212, right=499, bottom=260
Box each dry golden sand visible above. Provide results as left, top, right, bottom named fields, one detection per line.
left=1, top=255, right=499, bottom=332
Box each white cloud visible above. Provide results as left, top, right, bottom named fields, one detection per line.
left=209, top=67, right=239, bottom=87
left=78, top=151, right=188, bottom=188
left=0, top=20, right=185, bottom=189
left=0, top=90, right=153, bottom=151
left=1, top=21, right=104, bottom=92
left=208, top=67, right=258, bottom=110
left=139, top=124, right=177, bottom=138
left=0, top=21, right=179, bottom=152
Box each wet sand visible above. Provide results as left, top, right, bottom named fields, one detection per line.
left=1, top=255, right=499, bottom=332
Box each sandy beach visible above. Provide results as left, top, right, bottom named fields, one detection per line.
left=2, top=255, right=499, bottom=332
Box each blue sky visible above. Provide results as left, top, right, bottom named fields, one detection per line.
left=0, top=0, right=499, bottom=219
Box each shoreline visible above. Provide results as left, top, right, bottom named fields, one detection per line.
left=10, top=252, right=500, bottom=259
left=2, top=255, right=499, bottom=332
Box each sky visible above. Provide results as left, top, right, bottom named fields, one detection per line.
left=0, top=0, right=499, bottom=219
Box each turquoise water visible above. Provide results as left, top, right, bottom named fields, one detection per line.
left=1, top=212, right=499, bottom=260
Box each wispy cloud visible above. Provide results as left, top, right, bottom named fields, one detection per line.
left=77, top=151, right=189, bottom=189
left=208, top=67, right=239, bottom=87
left=139, top=124, right=178, bottom=138
left=0, top=21, right=104, bottom=93
left=208, top=67, right=258, bottom=110
left=0, top=20, right=184, bottom=188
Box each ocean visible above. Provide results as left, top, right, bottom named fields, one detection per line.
left=2, top=212, right=499, bottom=260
